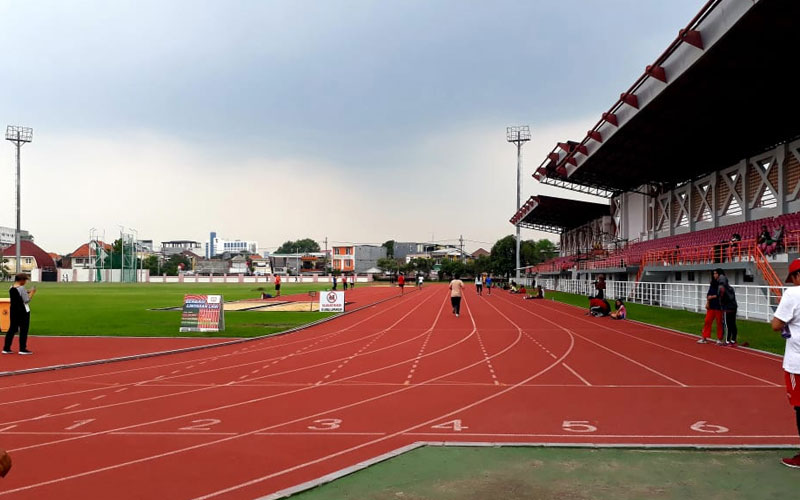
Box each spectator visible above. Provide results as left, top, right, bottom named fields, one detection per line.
left=729, top=233, right=742, bottom=260
left=594, top=274, right=606, bottom=299
left=698, top=274, right=724, bottom=345
left=536, top=285, right=545, bottom=299
left=758, top=224, right=771, bottom=248
left=588, top=296, right=611, bottom=317
left=716, top=268, right=738, bottom=346
left=763, top=225, right=785, bottom=256
left=770, top=258, right=800, bottom=468
left=610, top=299, right=626, bottom=320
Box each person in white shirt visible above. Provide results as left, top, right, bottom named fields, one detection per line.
left=449, top=274, right=465, bottom=317
left=475, top=275, right=483, bottom=296
left=771, top=258, right=800, bottom=469
left=417, top=274, right=423, bottom=289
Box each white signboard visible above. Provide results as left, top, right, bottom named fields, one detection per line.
left=319, top=291, right=345, bottom=312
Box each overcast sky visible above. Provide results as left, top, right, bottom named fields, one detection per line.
left=0, top=0, right=705, bottom=255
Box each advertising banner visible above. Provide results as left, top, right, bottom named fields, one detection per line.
left=179, top=294, right=225, bottom=332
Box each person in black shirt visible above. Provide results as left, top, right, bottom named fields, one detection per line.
left=715, top=268, right=738, bottom=346
left=3, top=273, right=36, bottom=355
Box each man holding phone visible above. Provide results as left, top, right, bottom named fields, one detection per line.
left=3, top=273, right=36, bottom=355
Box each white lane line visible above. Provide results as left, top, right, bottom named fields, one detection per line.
left=562, top=363, right=591, bottom=386
left=403, top=432, right=798, bottom=438
left=0, top=294, right=444, bottom=428
left=495, top=294, right=687, bottom=387
left=91, top=395, right=106, bottom=401
left=63, top=404, right=81, bottom=410
left=0, top=424, right=18, bottom=432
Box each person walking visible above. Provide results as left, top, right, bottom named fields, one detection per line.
left=3, top=273, right=36, bottom=355
left=274, top=274, right=281, bottom=297
left=342, top=274, right=348, bottom=291
left=716, top=268, right=738, bottom=346
left=449, top=273, right=465, bottom=317
left=475, top=275, right=483, bottom=296
left=332, top=274, right=338, bottom=291
left=771, top=258, right=800, bottom=468
left=417, top=274, right=424, bottom=289
left=698, top=274, right=724, bottom=345
left=397, top=273, right=405, bottom=295
left=485, top=275, right=493, bottom=295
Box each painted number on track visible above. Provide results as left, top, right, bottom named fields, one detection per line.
left=690, top=421, right=728, bottom=434
left=431, top=419, right=468, bottom=432
left=562, top=420, right=597, bottom=433
left=308, top=419, right=342, bottom=431
left=179, top=419, right=222, bottom=431
left=65, top=419, right=96, bottom=431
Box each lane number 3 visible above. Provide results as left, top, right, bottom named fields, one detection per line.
left=308, top=418, right=342, bottom=430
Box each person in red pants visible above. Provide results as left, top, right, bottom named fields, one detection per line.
left=698, top=274, right=724, bottom=345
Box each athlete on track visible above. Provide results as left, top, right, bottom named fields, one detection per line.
left=397, top=273, right=405, bottom=295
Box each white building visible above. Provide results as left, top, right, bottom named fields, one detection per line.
left=205, top=231, right=258, bottom=258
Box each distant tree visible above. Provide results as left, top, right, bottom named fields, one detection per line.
left=490, top=235, right=516, bottom=278
left=439, top=259, right=466, bottom=281
left=141, top=255, right=160, bottom=275
left=162, top=254, right=192, bottom=276
left=377, top=257, right=399, bottom=273
left=276, top=238, right=321, bottom=254
left=382, top=240, right=395, bottom=259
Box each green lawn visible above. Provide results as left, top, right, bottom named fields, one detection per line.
left=293, top=446, right=798, bottom=500
left=15, top=282, right=339, bottom=338
left=547, top=291, right=785, bottom=355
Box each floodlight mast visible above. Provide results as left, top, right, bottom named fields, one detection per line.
left=5, top=126, right=33, bottom=274
left=506, top=126, right=530, bottom=282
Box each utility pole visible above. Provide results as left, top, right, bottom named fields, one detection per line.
left=507, top=126, right=531, bottom=282
left=459, top=235, right=465, bottom=264
left=324, top=236, right=328, bottom=275
left=5, top=126, right=33, bottom=274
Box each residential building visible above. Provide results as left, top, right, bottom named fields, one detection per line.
left=2, top=240, right=57, bottom=280
left=205, top=232, right=258, bottom=258
left=471, top=248, right=490, bottom=259
left=161, top=240, right=202, bottom=256
left=64, top=241, right=112, bottom=269
left=195, top=259, right=230, bottom=275
left=229, top=255, right=249, bottom=274
left=250, top=254, right=272, bottom=275
left=270, top=252, right=328, bottom=275
left=332, top=245, right=387, bottom=273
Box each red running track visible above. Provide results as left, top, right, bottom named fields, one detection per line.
left=0, top=284, right=795, bottom=499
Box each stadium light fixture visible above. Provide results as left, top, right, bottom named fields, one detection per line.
left=507, top=125, right=531, bottom=282
left=6, top=126, right=33, bottom=274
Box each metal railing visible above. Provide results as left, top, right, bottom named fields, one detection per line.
left=534, top=278, right=785, bottom=322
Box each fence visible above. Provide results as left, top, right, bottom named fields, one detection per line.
left=535, top=278, right=784, bottom=322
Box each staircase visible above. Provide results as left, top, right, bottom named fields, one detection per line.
left=752, top=245, right=783, bottom=301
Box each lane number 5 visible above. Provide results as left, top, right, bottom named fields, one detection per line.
left=562, top=420, right=597, bottom=433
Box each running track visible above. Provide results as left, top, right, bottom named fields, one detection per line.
left=0, top=285, right=795, bottom=499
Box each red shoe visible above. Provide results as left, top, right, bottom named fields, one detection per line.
left=781, top=454, right=800, bottom=468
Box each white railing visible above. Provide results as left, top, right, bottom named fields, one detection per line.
left=534, top=278, right=785, bottom=322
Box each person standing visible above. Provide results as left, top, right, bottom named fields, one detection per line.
left=350, top=274, right=355, bottom=289
left=417, top=274, right=424, bottom=289
left=698, top=274, right=724, bottom=345
left=475, top=275, right=483, bottom=296
left=594, top=274, right=606, bottom=299
left=3, top=273, right=36, bottom=355
left=274, top=274, right=281, bottom=297
left=332, top=274, right=338, bottom=291
left=770, top=258, right=800, bottom=468
left=716, top=268, right=738, bottom=346
left=485, top=275, right=493, bottom=295
left=449, top=273, right=465, bottom=317
left=397, top=272, right=405, bottom=295
left=342, top=274, right=348, bottom=291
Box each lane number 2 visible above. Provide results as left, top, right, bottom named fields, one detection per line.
left=308, top=418, right=342, bottom=431
left=562, top=420, right=597, bottom=433
left=179, top=419, right=222, bottom=431
left=431, top=419, right=468, bottom=432
left=690, top=421, right=728, bottom=434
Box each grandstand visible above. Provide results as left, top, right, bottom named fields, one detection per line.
left=513, top=0, right=800, bottom=309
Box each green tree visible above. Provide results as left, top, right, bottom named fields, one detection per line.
left=382, top=240, right=395, bottom=259
left=162, top=254, right=192, bottom=276
left=377, top=257, right=399, bottom=273
left=141, top=255, right=160, bottom=275
left=439, top=259, right=466, bottom=281
left=276, top=238, right=321, bottom=254
left=490, top=235, right=516, bottom=278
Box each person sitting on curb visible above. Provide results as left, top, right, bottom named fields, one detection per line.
left=610, top=299, right=626, bottom=320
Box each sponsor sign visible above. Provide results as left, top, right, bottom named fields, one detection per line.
left=179, top=294, right=225, bottom=332
left=319, top=290, right=345, bottom=312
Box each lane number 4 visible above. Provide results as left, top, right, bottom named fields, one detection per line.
left=431, top=419, right=468, bottom=432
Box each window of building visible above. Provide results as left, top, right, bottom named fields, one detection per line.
left=687, top=271, right=695, bottom=281
left=675, top=272, right=681, bottom=281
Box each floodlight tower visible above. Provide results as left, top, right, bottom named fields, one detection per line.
left=506, top=125, right=530, bottom=282
left=6, top=126, right=33, bottom=273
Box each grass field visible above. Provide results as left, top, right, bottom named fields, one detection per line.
left=293, top=446, right=798, bottom=500
left=547, top=291, right=785, bottom=355
left=12, top=282, right=339, bottom=338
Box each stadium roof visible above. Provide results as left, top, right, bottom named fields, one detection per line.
left=534, top=0, right=800, bottom=197
left=510, top=196, right=609, bottom=234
